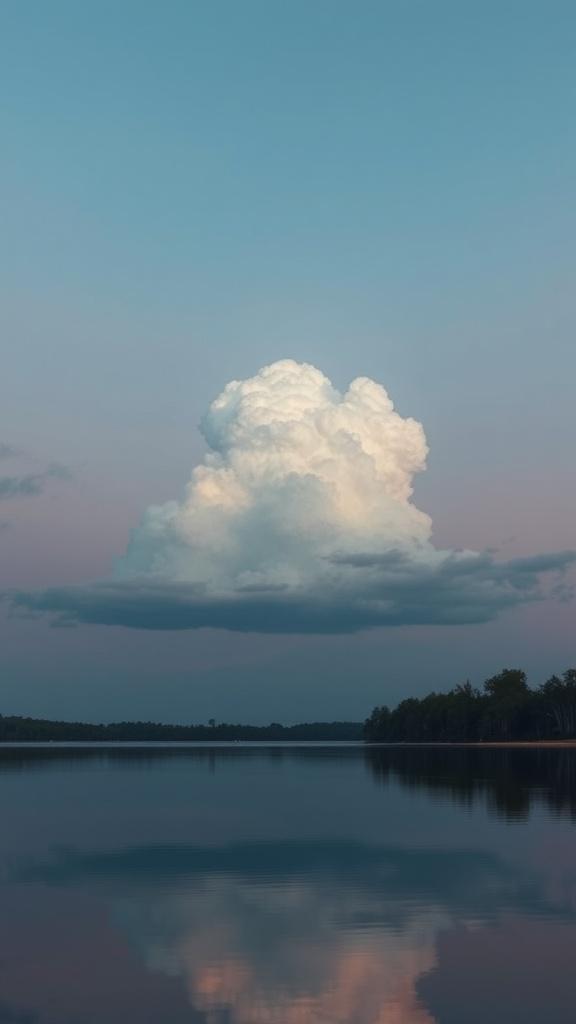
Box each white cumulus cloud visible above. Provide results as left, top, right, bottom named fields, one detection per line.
left=120, top=359, right=431, bottom=586
left=11, top=359, right=575, bottom=632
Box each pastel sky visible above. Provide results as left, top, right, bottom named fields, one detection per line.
left=1, top=0, right=575, bottom=723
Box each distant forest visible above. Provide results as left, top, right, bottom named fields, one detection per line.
left=364, top=668, right=576, bottom=743
left=0, top=716, right=363, bottom=743
left=4, top=667, right=576, bottom=744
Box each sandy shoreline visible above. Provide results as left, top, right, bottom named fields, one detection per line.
left=368, top=740, right=576, bottom=748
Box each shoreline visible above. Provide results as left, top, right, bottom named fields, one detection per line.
left=1, top=739, right=576, bottom=749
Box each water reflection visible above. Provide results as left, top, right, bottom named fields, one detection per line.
left=2, top=742, right=576, bottom=821
left=2, top=744, right=576, bottom=1022
left=121, top=876, right=438, bottom=1023
left=365, top=744, right=576, bottom=820
left=15, top=838, right=574, bottom=1022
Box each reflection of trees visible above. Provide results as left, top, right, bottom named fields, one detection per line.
left=365, top=745, right=576, bottom=821
left=4, top=744, right=576, bottom=822
left=5, top=745, right=576, bottom=1024
left=13, top=781, right=576, bottom=1024
left=0, top=744, right=362, bottom=774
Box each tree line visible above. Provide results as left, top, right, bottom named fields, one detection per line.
left=0, top=716, right=363, bottom=743
left=364, top=668, right=576, bottom=743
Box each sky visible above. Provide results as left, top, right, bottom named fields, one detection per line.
left=1, top=0, right=575, bottom=724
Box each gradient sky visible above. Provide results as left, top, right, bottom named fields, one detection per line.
left=1, top=0, right=575, bottom=723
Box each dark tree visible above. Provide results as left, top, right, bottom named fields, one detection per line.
left=364, top=668, right=576, bottom=743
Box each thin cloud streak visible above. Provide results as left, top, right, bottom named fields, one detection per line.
left=0, top=443, right=20, bottom=461
left=0, top=463, right=74, bottom=500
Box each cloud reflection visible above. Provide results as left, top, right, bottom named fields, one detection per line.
left=121, top=876, right=439, bottom=1024
left=23, top=838, right=569, bottom=1024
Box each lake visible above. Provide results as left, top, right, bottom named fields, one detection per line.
left=1, top=743, right=576, bottom=1023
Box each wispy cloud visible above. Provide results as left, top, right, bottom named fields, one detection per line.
left=0, top=462, right=74, bottom=501
left=0, top=443, right=20, bottom=461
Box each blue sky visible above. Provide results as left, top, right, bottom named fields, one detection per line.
left=1, top=1, right=575, bottom=722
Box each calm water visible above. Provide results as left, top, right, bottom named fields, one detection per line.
left=1, top=744, right=576, bottom=1023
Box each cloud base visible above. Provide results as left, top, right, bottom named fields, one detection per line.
left=10, top=360, right=575, bottom=633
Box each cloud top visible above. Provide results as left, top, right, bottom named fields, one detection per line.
left=119, top=359, right=431, bottom=587
left=11, top=360, right=575, bottom=632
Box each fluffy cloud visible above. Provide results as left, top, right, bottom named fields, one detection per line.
left=11, top=360, right=575, bottom=632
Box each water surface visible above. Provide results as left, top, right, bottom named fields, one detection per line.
left=1, top=743, right=576, bottom=1022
